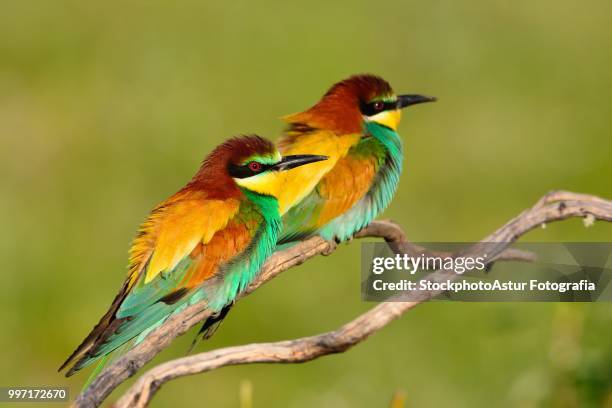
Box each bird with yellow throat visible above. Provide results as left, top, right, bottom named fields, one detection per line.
left=276, top=74, right=436, bottom=244
left=59, top=135, right=326, bottom=376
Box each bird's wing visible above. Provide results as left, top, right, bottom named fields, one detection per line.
left=275, top=128, right=361, bottom=214
left=60, top=190, right=248, bottom=375
left=279, top=151, right=379, bottom=243
left=128, top=190, right=242, bottom=285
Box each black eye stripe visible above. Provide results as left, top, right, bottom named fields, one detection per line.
left=228, top=162, right=272, bottom=179
left=359, top=101, right=397, bottom=116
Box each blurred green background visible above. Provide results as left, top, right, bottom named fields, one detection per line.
left=1, top=1, right=611, bottom=407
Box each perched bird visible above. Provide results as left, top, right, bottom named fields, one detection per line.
left=276, top=74, right=435, bottom=243
left=59, top=135, right=326, bottom=376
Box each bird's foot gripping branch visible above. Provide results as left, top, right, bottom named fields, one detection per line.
left=73, top=191, right=612, bottom=408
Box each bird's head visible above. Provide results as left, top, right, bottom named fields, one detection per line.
left=286, top=74, right=436, bottom=134
left=198, top=135, right=327, bottom=198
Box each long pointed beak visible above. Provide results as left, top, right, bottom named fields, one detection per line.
left=272, top=154, right=328, bottom=171
left=397, top=94, right=437, bottom=109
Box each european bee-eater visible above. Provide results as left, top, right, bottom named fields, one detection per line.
left=59, top=135, right=326, bottom=376
left=277, top=74, right=435, bottom=243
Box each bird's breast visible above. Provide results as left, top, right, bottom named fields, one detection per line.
left=276, top=130, right=361, bottom=214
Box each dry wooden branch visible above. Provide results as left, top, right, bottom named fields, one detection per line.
left=72, top=191, right=612, bottom=408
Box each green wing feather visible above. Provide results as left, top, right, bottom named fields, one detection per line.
left=64, top=193, right=281, bottom=375
left=280, top=122, right=403, bottom=243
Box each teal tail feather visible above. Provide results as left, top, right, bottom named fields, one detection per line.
left=82, top=355, right=108, bottom=391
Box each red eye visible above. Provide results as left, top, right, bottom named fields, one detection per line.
left=373, top=101, right=384, bottom=111
left=248, top=162, right=262, bottom=172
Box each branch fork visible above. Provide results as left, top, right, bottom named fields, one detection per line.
left=70, top=191, right=612, bottom=408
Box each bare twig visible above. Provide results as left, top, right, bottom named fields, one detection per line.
left=72, top=191, right=612, bottom=408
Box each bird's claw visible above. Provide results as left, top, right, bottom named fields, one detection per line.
left=322, top=238, right=339, bottom=256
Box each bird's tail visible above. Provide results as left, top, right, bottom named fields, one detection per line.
left=66, top=294, right=197, bottom=375
left=58, top=279, right=132, bottom=376
left=81, top=354, right=109, bottom=390
left=59, top=275, right=200, bottom=375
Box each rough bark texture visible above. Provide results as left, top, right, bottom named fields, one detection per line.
left=70, top=191, right=612, bottom=408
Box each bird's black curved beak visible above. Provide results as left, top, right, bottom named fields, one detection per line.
left=272, top=155, right=328, bottom=171
left=397, top=94, right=437, bottom=109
